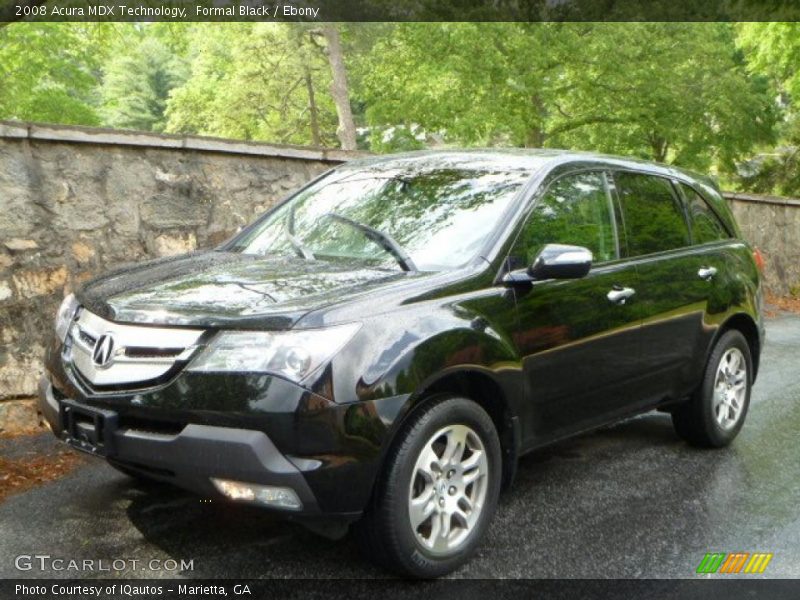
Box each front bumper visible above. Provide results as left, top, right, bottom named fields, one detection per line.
left=39, top=364, right=409, bottom=519
left=39, top=378, right=321, bottom=514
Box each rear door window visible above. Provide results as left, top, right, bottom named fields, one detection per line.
left=679, top=183, right=730, bottom=244
left=614, top=172, right=690, bottom=256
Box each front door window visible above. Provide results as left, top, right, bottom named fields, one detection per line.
left=515, top=171, right=617, bottom=265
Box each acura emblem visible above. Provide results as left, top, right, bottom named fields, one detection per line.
left=92, top=334, right=116, bottom=367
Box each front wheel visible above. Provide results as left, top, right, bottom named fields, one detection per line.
left=672, top=330, right=753, bottom=447
left=356, top=395, right=502, bottom=578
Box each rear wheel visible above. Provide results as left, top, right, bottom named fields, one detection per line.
left=672, top=330, right=752, bottom=447
left=356, top=395, right=502, bottom=578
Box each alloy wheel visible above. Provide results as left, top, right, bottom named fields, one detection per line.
left=408, top=424, right=489, bottom=556
left=713, top=347, right=747, bottom=431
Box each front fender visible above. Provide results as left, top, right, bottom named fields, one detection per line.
left=329, top=303, right=524, bottom=505
left=344, top=305, right=520, bottom=405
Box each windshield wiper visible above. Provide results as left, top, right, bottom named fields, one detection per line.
left=286, top=207, right=316, bottom=260
left=325, top=212, right=418, bottom=272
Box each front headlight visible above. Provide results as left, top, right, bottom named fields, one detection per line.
left=55, top=293, right=79, bottom=343
left=187, top=323, right=361, bottom=383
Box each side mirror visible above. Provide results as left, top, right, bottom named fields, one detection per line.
left=529, top=244, right=593, bottom=280
left=503, top=244, right=593, bottom=284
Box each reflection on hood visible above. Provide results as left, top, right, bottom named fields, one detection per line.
left=79, top=252, right=412, bottom=328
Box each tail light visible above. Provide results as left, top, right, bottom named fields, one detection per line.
left=753, top=247, right=766, bottom=273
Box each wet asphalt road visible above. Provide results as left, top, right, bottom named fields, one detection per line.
left=1, top=315, right=799, bottom=580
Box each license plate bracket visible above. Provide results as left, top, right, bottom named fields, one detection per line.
left=60, top=399, right=118, bottom=457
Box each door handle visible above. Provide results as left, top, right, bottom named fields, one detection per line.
left=607, top=286, right=636, bottom=305
left=698, top=266, right=718, bottom=281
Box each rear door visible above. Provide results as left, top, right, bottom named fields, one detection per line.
left=507, top=170, right=643, bottom=442
left=675, top=181, right=740, bottom=381
left=611, top=171, right=718, bottom=403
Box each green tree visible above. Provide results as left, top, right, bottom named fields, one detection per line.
left=551, top=23, right=775, bottom=173
left=359, top=23, right=774, bottom=172
left=736, top=23, right=800, bottom=195
left=165, top=23, right=339, bottom=146
left=738, top=23, right=800, bottom=99
left=360, top=23, right=560, bottom=148
left=100, top=25, right=188, bottom=132
left=0, top=23, right=104, bottom=125
left=0, top=21, right=781, bottom=175
left=322, top=24, right=358, bottom=150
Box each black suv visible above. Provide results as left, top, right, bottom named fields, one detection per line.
left=39, top=150, right=764, bottom=577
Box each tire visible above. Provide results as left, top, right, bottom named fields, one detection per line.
left=355, top=395, right=502, bottom=578
left=672, top=330, right=753, bottom=448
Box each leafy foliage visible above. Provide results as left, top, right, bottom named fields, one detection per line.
left=0, top=23, right=105, bottom=125
left=0, top=21, right=795, bottom=193
left=100, top=25, right=188, bottom=132
left=164, top=23, right=339, bottom=146
left=359, top=23, right=774, bottom=172
left=735, top=23, right=800, bottom=195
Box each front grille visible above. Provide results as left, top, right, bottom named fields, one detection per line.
left=78, top=330, right=97, bottom=347
left=68, top=357, right=185, bottom=394
left=66, top=309, right=205, bottom=391
left=124, top=347, right=185, bottom=359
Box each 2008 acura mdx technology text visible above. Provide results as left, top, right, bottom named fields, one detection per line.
left=39, top=150, right=764, bottom=577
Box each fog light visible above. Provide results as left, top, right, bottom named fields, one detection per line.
left=210, top=478, right=303, bottom=511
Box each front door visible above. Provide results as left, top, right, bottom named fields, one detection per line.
left=507, top=170, right=642, bottom=444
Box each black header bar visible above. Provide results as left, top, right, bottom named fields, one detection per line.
left=2, top=0, right=800, bottom=23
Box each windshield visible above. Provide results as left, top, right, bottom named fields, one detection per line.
left=228, top=160, right=532, bottom=271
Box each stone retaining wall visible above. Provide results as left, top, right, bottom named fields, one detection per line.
left=0, top=121, right=358, bottom=399
left=724, top=192, right=800, bottom=297
left=1, top=121, right=797, bottom=404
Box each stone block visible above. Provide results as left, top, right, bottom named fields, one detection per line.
left=0, top=347, right=44, bottom=398
left=4, top=239, right=38, bottom=252
left=0, top=282, right=12, bottom=303
left=150, top=232, right=197, bottom=257
left=11, top=266, right=67, bottom=299
left=71, top=241, right=95, bottom=264
left=141, top=194, right=210, bottom=229
left=0, top=398, right=42, bottom=435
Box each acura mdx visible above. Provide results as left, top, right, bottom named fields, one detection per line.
left=39, top=150, right=764, bottom=577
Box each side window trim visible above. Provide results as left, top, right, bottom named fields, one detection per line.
left=605, top=171, right=629, bottom=259
left=600, top=171, right=622, bottom=261
left=669, top=179, right=694, bottom=244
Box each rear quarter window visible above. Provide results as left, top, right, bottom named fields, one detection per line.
left=679, top=182, right=731, bottom=244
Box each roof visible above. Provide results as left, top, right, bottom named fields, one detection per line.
left=338, top=148, right=718, bottom=189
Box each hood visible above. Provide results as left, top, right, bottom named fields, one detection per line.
left=77, top=252, right=417, bottom=329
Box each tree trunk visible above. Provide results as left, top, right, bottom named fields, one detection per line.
left=322, top=25, right=357, bottom=151
left=526, top=127, right=546, bottom=148
left=290, top=28, right=322, bottom=147
left=650, top=134, right=669, bottom=163
left=303, top=67, right=322, bottom=147
left=525, top=94, right=548, bottom=147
